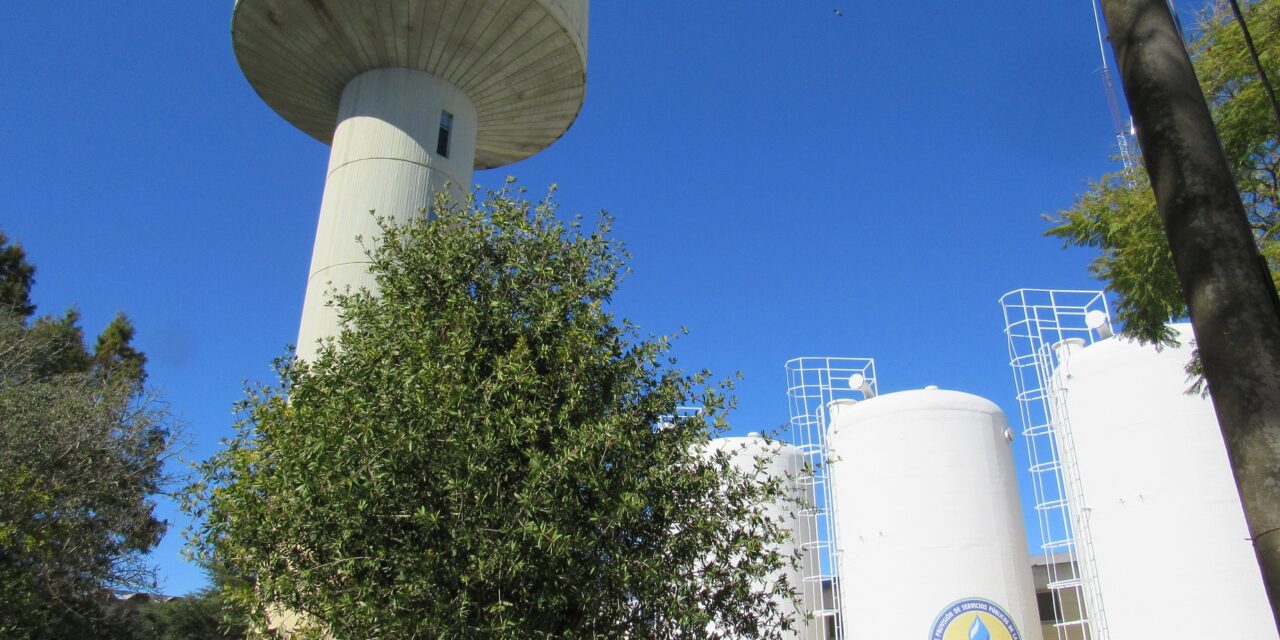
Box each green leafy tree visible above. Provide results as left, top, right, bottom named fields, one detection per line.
left=189, top=185, right=800, bottom=639
left=1048, top=0, right=1279, bottom=347
left=137, top=593, right=244, bottom=640
left=137, top=564, right=249, bottom=640
left=0, top=231, right=177, bottom=639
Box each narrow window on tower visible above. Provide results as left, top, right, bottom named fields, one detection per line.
left=437, top=110, right=453, bottom=158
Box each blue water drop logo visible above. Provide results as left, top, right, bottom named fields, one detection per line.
left=930, top=599, right=1021, bottom=640
left=969, top=615, right=991, bottom=640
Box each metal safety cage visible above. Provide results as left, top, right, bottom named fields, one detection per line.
left=1000, top=289, right=1114, bottom=640
left=784, top=357, right=878, bottom=640
left=656, top=406, right=705, bottom=430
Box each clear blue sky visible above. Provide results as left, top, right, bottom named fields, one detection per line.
left=2, top=1, right=1189, bottom=595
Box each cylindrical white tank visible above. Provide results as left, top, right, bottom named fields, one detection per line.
left=1052, top=324, right=1278, bottom=638
left=704, top=435, right=815, bottom=640
left=828, top=389, right=1043, bottom=640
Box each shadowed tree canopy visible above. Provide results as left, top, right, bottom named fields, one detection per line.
left=0, top=231, right=35, bottom=318
left=134, top=562, right=249, bottom=640
left=0, top=230, right=175, bottom=639
left=189, top=185, right=802, bottom=639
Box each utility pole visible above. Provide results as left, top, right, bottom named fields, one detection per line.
left=1100, top=0, right=1280, bottom=629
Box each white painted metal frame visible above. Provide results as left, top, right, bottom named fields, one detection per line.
left=1000, top=289, right=1112, bottom=640
left=656, top=406, right=704, bottom=430
left=783, top=357, right=877, bottom=640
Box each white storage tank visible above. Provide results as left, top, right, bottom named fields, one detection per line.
left=704, top=434, right=815, bottom=640
left=1051, top=324, right=1278, bottom=638
left=827, top=388, right=1043, bottom=640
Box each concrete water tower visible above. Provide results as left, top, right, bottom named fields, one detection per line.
left=232, top=0, right=589, bottom=360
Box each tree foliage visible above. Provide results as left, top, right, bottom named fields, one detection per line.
left=1048, top=0, right=1280, bottom=345
left=135, top=564, right=249, bottom=640
left=190, top=185, right=800, bottom=639
left=0, top=231, right=36, bottom=318
left=0, top=231, right=176, bottom=638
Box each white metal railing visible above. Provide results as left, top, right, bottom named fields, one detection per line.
left=1000, top=289, right=1113, bottom=640
left=784, top=357, right=877, bottom=640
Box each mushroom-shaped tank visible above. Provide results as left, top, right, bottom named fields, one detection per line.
left=233, top=0, right=590, bottom=361
left=231, top=0, right=589, bottom=168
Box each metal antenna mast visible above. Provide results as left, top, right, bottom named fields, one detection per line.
left=1091, top=0, right=1137, bottom=171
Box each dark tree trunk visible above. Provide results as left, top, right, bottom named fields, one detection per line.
left=1101, top=0, right=1280, bottom=631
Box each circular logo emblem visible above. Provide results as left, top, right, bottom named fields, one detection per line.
left=929, top=598, right=1022, bottom=640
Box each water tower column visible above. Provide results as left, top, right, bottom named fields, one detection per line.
left=297, top=68, right=477, bottom=361
left=232, top=0, right=588, bottom=359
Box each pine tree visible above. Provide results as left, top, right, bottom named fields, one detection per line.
left=0, top=231, right=35, bottom=319
left=0, top=230, right=176, bottom=639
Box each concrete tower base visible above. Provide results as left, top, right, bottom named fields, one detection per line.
left=297, top=68, right=477, bottom=361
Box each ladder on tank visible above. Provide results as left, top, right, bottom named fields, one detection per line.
left=784, top=357, right=877, bottom=640
left=1000, top=289, right=1114, bottom=640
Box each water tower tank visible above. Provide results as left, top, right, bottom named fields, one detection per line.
left=231, top=0, right=589, bottom=361
left=1052, top=325, right=1277, bottom=638
left=704, top=435, right=815, bottom=640
left=827, top=389, right=1043, bottom=640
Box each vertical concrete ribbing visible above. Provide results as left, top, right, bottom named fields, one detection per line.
left=296, top=67, right=477, bottom=361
